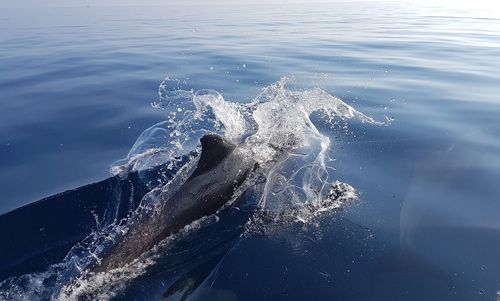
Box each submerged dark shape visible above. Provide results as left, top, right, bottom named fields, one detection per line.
left=0, top=154, right=190, bottom=281
left=93, top=134, right=256, bottom=272
left=161, top=247, right=227, bottom=300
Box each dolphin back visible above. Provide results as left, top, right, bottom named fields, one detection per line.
left=94, top=134, right=255, bottom=272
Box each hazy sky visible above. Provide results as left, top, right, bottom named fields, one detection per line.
left=0, top=0, right=397, bottom=8
left=1, top=0, right=498, bottom=10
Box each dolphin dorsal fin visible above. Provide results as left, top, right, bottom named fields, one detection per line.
left=188, top=134, right=236, bottom=180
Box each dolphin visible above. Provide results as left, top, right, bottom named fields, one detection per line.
left=93, top=134, right=256, bottom=272
left=0, top=154, right=191, bottom=281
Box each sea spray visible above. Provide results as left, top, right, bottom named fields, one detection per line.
left=0, top=76, right=384, bottom=301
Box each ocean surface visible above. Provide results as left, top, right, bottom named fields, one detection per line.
left=1, top=2, right=500, bottom=300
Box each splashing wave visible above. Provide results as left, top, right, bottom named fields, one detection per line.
left=114, top=76, right=381, bottom=209
left=0, top=76, right=383, bottom=301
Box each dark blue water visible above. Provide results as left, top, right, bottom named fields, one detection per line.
left=1, top=2, right=500, bottom=300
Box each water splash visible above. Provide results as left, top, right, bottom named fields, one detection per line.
left=115, top=76, right=381, bottom=212
left=0, top=76, right=383, bottom=300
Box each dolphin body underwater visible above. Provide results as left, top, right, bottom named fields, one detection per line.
left=93, top=133, right=257, bottom=272
left=0, top=134, right=257, bottom=280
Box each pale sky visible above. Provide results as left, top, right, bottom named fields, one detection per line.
left=1, top=0, right=499, bottom=10
left=0, top=0, right=379, bottom=8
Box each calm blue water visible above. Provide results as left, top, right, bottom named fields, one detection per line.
left=1, top=2, right=500, bottom=300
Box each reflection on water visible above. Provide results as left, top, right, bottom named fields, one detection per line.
left=1, top=1, right=500, bottom=300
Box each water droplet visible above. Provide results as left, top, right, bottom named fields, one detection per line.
left=209, top=66, right=214, bottom=70
left=242, top=63, right=246, bottom=68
